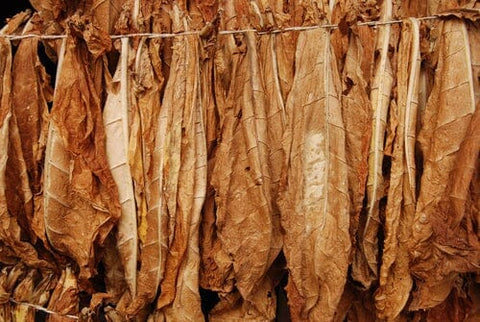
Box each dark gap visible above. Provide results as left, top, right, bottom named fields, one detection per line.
left=37, top=41, right=58, bottom=100
left=356, top=195, right=369, bottom=253
left=78, top=290, right=92, bottom=314
left=92, top=261, right=107, bottom=293
left=415, top=141, right=424, bottom=199
left=0, top=0, right=33, bottom=25
left=382, top=155, right=391, bottom=178
left=200, top=287, right=220, bottom=320
left=107, top=50, right=120, bottom=76
left=342, top=77, right=354, bottom=96
left=36, top=310, right=47, bottom=321
left=348, top=266, right=367, bottom=290
left=377, top=196, right=388, bottom=282
left=274, top=251, right=291, bottom=322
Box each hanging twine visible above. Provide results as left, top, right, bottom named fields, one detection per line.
left=0, top=15, right=441, bottom=40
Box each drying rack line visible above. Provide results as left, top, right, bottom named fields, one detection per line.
left=0, top=15, right=441, bottom=40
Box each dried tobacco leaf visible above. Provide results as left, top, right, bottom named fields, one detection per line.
left=426, top=0, right=473, bottom=15
left=46, top=266, right=78, bottom=322
left=103, top=37, right=137, bottom=301
left=209, top=2, right=278, bottom=318
left=11, top=15, right=53, bottom=252
left=157, top=54, right=207, bottom=320
left=101, top=233, right=127, bottom=308
left=13, top=271, right=59, bottom=321
left=5, top=112, right=37, bottom=255
left=199, top=3, right=235, bottom=295
left=12, top=14, right=52, bottom=195
left=331, top=0, right=380, bottom=75
left=192, top=0, right=218, bottom=24
left=0, top=35, right=51, bottom=271
left=154, top=5, right=205, bottom=320
left=1, top=10, right=32, bottom=35
left=334, top=283, right=377, bottom=322
left=419, top=279, right=471, bottom=322
left=257, top=0, right=288, bottom=217
left=6, top=20, right=51, bottom=259
left=355, top=0, right=395, bottom=288
left=11, top=269, right=37, bottom=321
left=396, top=0, right=428, bottom=17
left=28, top=0, right=64, bottom=21
left=90, top=0, right=124, bottom=33
left=375, top=18, right=421, bottom=320
left=468, top=19, right=480, bottom=103
left=124, top=35, right=148, bottom=316
left=278, top=27, right=350, bottom=321
left=127, top=31, right=166, bottom=316
left=0, top=264, right=26, bottom=320
left=335, top=22, right=374, bottom=260
left=410, top=18, right=478, bottom=310
left=44, top=19, right=120, bottom=284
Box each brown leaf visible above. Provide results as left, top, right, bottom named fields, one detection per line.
left=278, top=27, right=350, bottom=320
left=44, top=19, right=120, bottom=285
left=410, top=18, right=479, bottom=310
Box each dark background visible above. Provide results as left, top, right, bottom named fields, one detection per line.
left=1, top=0, right=33, bottom=26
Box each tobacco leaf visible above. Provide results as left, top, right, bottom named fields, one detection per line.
left=103, top=37, right=137, bottom=301
left=101, top=233, right=127, bottom=308
left=11, top=15, right=53, bottom=252
left=262, top=0, right=299, bottom=102
left=197, top=3, right=231, bottom=294
left=154, top=6, right=204, bottom=320
left=0, top=264, right=26, bottom=320
left=12, top=14, right=52, bottom=195
left=209, top=10, right=277, bottom=319
left=0, top=243, right=18, bottom=266
left=192, top=0, right=218, bottom=23
left=1, top=10, right=32, bottom=35
left=90, top=0, right=124, bottom=33
left=13, top=271, right=58, bottom=321
left=257, top=0, right=288, bottom=225
left=396, top=0, right=428, bottom=17
left=468, top=19, right=480, bottom=103
left=5, top=112, right=37, bottom=256
left=199, top=7, right=235, bottom=294
left=11, top=269, right=37, bottom=321
left=410, top=18, right=479, bottom=310
left=44, top=18, right=120, bottom=285
left=427, top=0, right=475, bottom=15
left=123, top=40, right=147, bottom=314
left=278, top=27, right=350, bottom=321
left=420, top=278, right=471, bottom=322
left=126, top=30, right=166, bottom=316
left=375, top=18, right=421, bottom=320
left=159, top=49, right=207, bottom=320
left=334, top=283, right=377, bottom=322
left=46, top=266, right=78, bottom=322
left=330, top=0, right=380, bottom=75
left=28, top=0, right=64, bottom=21
left=334, top=23, right=374, bottom=270
left=0, top=35, right=51, bottom=271
left=355, top=0, right=395, bottom=288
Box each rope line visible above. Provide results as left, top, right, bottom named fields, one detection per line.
left=0, top=15, right=441, bottom=40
